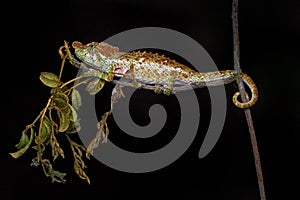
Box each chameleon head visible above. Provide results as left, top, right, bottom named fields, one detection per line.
left=72, top=41, right=106, bottom=66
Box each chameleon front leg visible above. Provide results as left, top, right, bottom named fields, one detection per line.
left=154, top=73, right=175, bottom=95
left=115, top=64, right=143, bottom=89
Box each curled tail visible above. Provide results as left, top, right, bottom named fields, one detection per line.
left=232, top=73, right=258, bottom=108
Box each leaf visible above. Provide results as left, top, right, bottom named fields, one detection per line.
left=31, top=157, right=39, bottom=167
left=42, top=159, right=66, bottom=183
left=10, top=128, right=34, bottom=159
left=74, top=160, right=90, bottom=184
left=50, top=133, right=65, bottom=161
left=71, top=89, right=82, bottom=110
left=55, top=106, right=71, bottom=132
left=86, top=78, right=105, bottom=95
left=66, top=104, right=81, bottom=134
left=39, top=72, right=60, bottom=88
left=70, top=141, right=90, bottom=184
left=53, top=92, right=71, bottom=132
left=41, top=116, right=51, bottom=143
left=15, top=131, right=29, bottom=150
left=66, top=119, right=81, bottom=134
left=34, top=116, right=51, bottom=144
left=32, top=144, right=45, bottom=152
left=69, top=104, right=78, bottom=122
left=53, top=92, right=69, bottom=111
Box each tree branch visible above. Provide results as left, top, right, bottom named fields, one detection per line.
left=232, top=0, right=266, bottom=199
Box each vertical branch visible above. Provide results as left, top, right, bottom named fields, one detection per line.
left=231, top=0, right=266, bottom=200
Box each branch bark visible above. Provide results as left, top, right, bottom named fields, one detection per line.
left=232, top=0, right=266, bottom=199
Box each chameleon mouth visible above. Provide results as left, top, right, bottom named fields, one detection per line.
left=114, top=66, right=128, bottom=75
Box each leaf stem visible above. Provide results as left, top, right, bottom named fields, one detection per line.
left=60, top=76, right=84, bottom=89
left=64, top=79, right=90, bottom=95
left=26, top=110, right=44, bottom=130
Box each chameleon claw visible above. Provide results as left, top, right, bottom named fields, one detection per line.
left=154, top=86, right=163, bottom=94
left=163, top=87, right=172, bottom=95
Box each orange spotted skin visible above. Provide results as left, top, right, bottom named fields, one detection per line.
left=117, top=51, right=199, bottom=85
left=72, top=41, right=258, bottom=108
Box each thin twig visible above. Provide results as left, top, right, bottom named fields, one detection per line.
left=232, top=0, right=266, bottom=199
left=59, top=76, right=84, bottom=89
left=37, top=97, right=53, bottom=173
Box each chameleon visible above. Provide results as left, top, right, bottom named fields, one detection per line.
left=68, top=41, right=258, bottom=109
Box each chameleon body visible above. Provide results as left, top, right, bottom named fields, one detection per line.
left=71, top=41, right=258, bottom=108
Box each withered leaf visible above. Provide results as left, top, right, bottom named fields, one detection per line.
left=10, top=128, right=34, bottom=159
left=86, top=78, right=105, bottom=95
left=42, top=159, right=66, bottom=183
left=50, top=134, right=65, bottom=161
left=15, top=131, right=29, bottom=150
left=55, top=106, right=71, bottom=132
left=66, top=119, right=81, bottom=134
left=39, top=72, right=60, bottom=88
left=74, top=160, right=90, bottom=184
left=53, top=92, right=71, bottom=132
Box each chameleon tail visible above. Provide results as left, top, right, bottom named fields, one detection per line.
left=232, top=73, right=258, bottom=108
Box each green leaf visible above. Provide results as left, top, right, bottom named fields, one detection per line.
left=53, top=92, right=69, bottom=110
left=34, top=116, right=51, bottom=144
left=32, top=143, right=45, bottom=152
left=39, top=72, right=60, bottom=88
left=10, top=128, right=34, bottom=159
left=41, top=116, right=51, bottom=143
left=86, top=78, right=105, bottom=95
left=71, top=89, right=82, bottom=110
left=15, top=131, right=29, bottom=150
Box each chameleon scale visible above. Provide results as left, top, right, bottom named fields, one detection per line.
left=70, top=41, right=258, bottom=108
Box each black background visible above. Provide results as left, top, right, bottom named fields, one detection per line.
left=2, top=0, right=299, bottom=199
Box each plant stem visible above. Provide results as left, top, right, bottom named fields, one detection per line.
left=26, top=110, right=44, bottom=130
left=231, top=0, right=266, bottom=199
left=60, top=76, right=84, bottom=89
left=64, top=79, right=90, bottom=95
left=37, top=97, right=53, bottom=164
left=58, top=55, right=67, bottom=81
